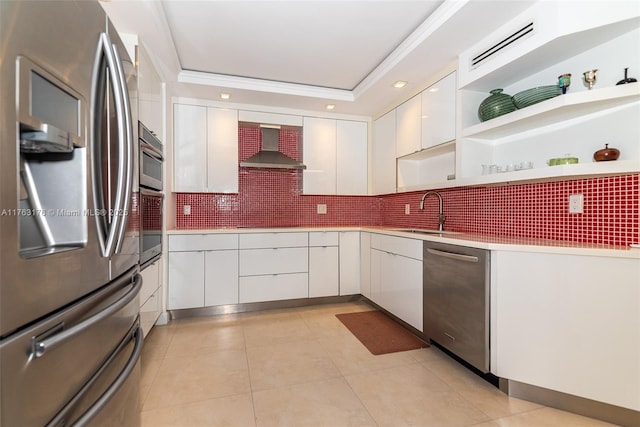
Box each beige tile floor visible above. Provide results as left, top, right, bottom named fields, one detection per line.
left=140, top=301, right=617, bottom=427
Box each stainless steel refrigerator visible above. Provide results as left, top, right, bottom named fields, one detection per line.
left=0, top=1, right=142, bottom=425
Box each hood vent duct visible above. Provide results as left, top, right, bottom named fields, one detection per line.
left=240, top=125, right=306, bottom=170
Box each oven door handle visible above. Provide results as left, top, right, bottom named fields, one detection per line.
left=46, top=324, right=143, bottom=427
left=32, top=274, right=142, bottom=358
left=140, top=188, right=165, bottom=198
left=140, top=141, right=163, bottom=160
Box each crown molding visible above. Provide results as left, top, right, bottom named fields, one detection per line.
left=353, top=0, right=468, bottom=99
left=178, top=70, right=355, bottom=101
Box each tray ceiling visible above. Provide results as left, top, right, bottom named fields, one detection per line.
left=101, top=0, right=536, bottom=116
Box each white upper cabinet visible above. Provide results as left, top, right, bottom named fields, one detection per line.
left=372, top=110, right=396, bottom=195
left=303, top=117, right=368, bottom=195
left=421, top=72, right=456, bottom=149
left=174, top=104, right=207, bottom=192
left=137, top=43, right=164, bottom=136
left=207, top=107, right=238, bottom=193
left=336, top=120, right=368, bottom=195
left=377, top=70, right=458, bottom=193
left=173, top=104, right=238, bottom=193
left=395, top=95, right=422, bottom=158
left=303, top=117, right=337, bottom=194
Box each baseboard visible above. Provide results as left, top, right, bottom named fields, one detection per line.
left=506, top=379, right=639, bottom=427
left=155, top=311, right=170, bottom=325
left=168, top=294, right=364, bottom=320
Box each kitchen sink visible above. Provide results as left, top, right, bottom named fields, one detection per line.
left=390, top=228, right=462, bottom=235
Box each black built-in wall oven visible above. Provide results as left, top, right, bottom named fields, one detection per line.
left=139, top=122, right=164, bottom=268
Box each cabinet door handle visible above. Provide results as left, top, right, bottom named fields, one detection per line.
left=444, top=332, right=456, bottom=342
left=427, top=248, right=478, bottom=263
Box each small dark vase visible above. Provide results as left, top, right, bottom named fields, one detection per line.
left=593, top=144, right=620, bottom=161
left=478, top=89, right=517, bottom=122
left=616, top=68, right=637, bottom=85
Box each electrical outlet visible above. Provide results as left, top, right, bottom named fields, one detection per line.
left=569, top=194, right=583, bottom=214
left=405, top=204, right=411, bottom=215
left=183, top=204, right=191, bottom=215
left=316, top=204, right=327, bottom=214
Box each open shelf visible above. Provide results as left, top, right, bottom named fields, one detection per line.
left=459, top=14, right=640, bottom=92
left=462, top=83, right=640, bottom=140
left=398, top=159, right=640, bottom=192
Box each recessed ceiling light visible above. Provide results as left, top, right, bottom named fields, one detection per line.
left=393, top=81, right=407, bottom=89
left=220, top=93, right=231, bottom=100
left=325, top=104, right=335, bottom=110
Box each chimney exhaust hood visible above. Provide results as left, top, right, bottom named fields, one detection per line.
left=240, top=125, right=306, bottom=170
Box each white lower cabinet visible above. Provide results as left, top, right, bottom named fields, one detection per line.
left=309, top=246, right=339, bottom=297
left=140, top=259, right=161, bottom=307
left=494, top=251, right=640, bottom=411
left=359, top=232, right=371, bottom=298
left=239, top=232, right=309, bottom=303
left=309, top=232, right=339, bottom=298
left=339, top=231, right=361, bottom=295
left=168, top=251, right=204, bottom=310
left=140, top=259, right=162, bottom=337
left=204, top=250, right=239, bottom=307
left=370, top=234, right=423, bottom=331
left=168, top=234, right=239, bottom=310
left=140, top=288, right=161, bottom=336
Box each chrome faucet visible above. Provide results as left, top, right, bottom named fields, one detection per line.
left=419, top=191, right=446, bottom=232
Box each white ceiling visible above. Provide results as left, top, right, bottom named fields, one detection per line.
left=163, top=1, right=442, bottom=91
left=101, top=0, right=536, bottom=117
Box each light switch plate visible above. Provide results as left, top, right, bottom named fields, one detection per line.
left=183, top=204, right=191, bottom=215
left=405, top=204, right=411, bottom=215
left=317, top=204, right=327, bottom=214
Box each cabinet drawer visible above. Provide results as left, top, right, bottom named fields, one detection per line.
left=169, top=234, right=238, bottom=251
left=371, top=234, right=422, bottom=260
left=239, top=248, right=307, bottom=276
left=239, top=232, right=308, bottom=249
left=140, top=288, right=161, bottom=338
left=140, top=260, right=161, bottom=305
left=239, top=273, right=308, bottom=303
left=309, top=231, right=339, bottom=247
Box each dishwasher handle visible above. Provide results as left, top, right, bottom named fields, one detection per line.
left=426, top=248, right=479, bottom=263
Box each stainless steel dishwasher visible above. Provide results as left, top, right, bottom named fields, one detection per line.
left=423, top=241, right=490, bottom=372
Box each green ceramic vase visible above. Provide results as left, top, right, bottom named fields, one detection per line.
left=478, top=89, right=517, bottom=122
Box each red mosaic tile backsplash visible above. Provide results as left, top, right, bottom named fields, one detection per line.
left=174, top=124, right=639, bottom=246
left=380, top=174, right=639, bottom=246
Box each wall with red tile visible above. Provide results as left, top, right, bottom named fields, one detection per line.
left=380, top=174, right=639, bottom=246
left=174, top=124, right=639, bottom=246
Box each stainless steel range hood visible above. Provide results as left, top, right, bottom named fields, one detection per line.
left=240, top=125, right=306, bottom=170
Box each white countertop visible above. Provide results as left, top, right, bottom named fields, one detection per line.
left=167, top=226, right=640, bottom=259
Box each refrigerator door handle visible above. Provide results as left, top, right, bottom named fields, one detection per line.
left=93, top=32, right=129, bottom=258
left=31, top=273, right=142, bottom=359
left=46, top=324, right=143, bottom=427
left=110, top=41, right=133, bottom=254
